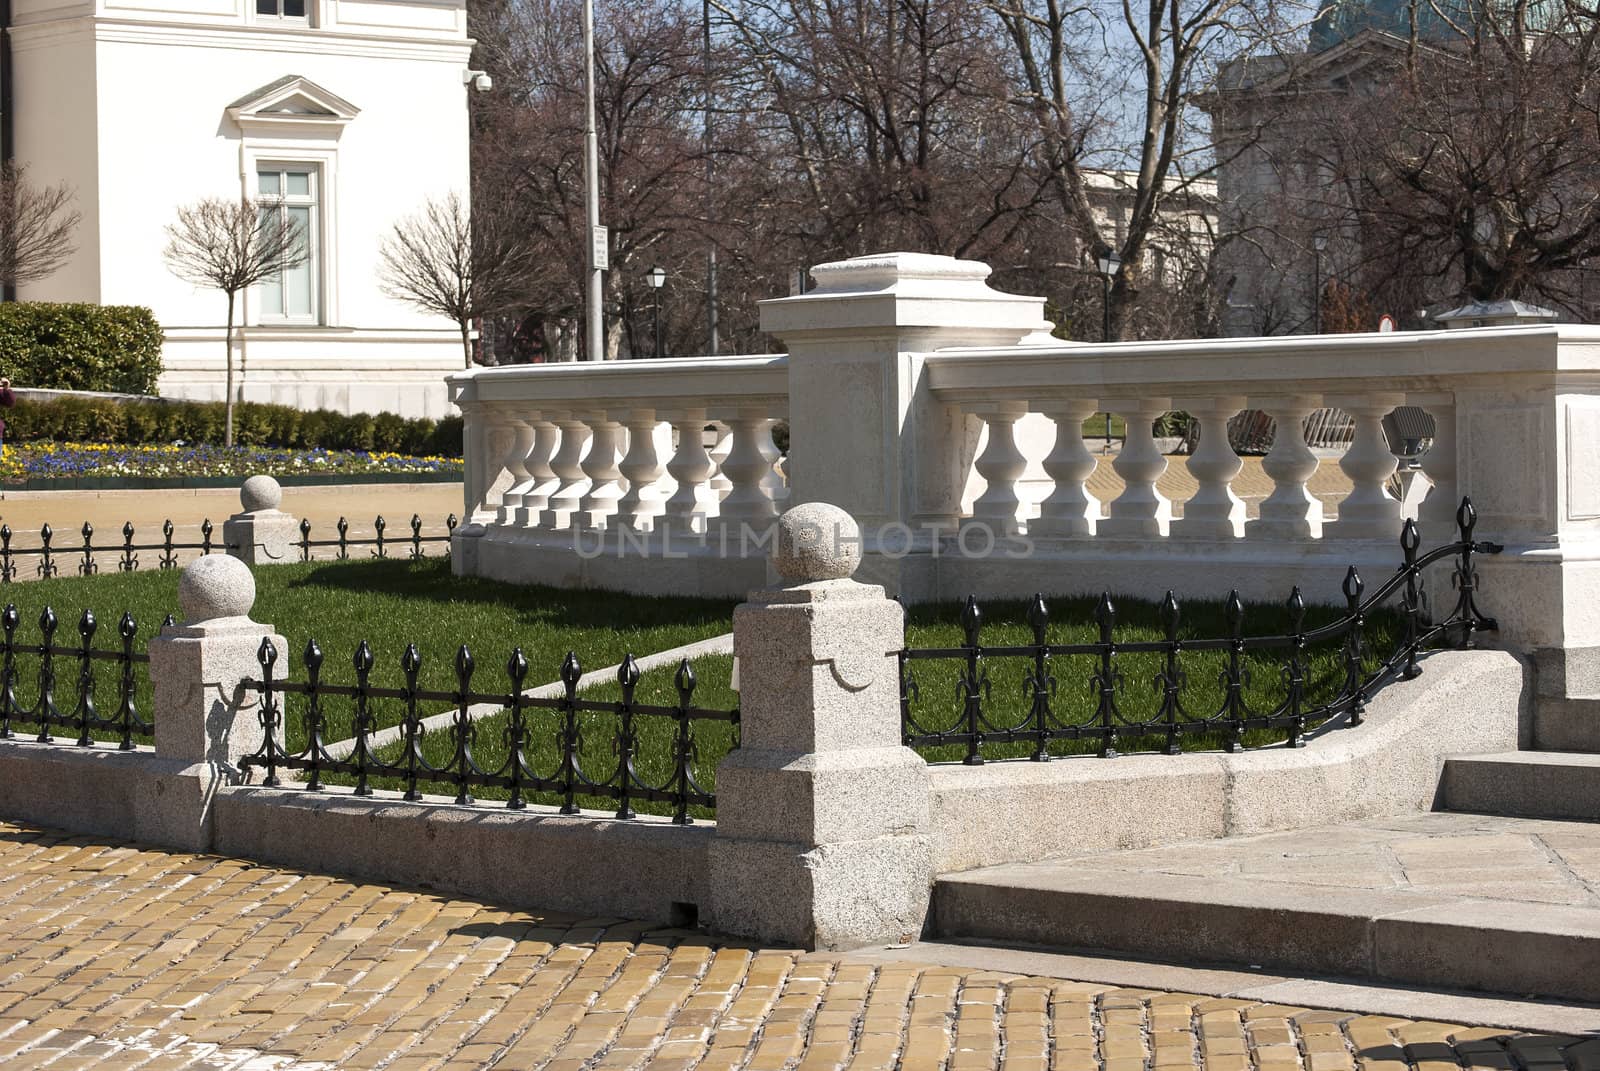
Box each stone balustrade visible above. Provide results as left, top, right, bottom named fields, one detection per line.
left=924, top=352, right=1459, bottom=549
left=449, top=356, right=789, bottom=595
left=450, top=251, right=1600, bottom=663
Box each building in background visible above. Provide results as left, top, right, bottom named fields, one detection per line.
left=5, top=0, right=474, bottom=417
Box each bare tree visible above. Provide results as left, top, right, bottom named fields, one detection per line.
left=0, top=165, right=81, bottom=288
left=163, top=197, right=305, bottom=447
left=1217, top=0, right=1600, bottom=325
left=988, top=0, right=1294, bottom=338
left=378, top=191, right=538, bottom=367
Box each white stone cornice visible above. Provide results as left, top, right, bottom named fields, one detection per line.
left=7, top=16, right=473, bottom=61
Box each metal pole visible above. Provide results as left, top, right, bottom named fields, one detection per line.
left=702, top=0, right=719, bottom=356
left=1102, top=274, right=1112, bottom=452
left=1312, top=250, right=1322, bottom=334
left=653, top=296, right=663, bottom=359
left=583, top=0, right=604, bottom=361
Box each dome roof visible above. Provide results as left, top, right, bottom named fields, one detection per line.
left=1309, top=0, right=1562, bottom=52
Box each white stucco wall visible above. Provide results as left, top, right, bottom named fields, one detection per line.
left=7, top=0, right=472, bottom=417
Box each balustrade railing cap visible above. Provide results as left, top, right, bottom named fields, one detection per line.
left=762, top=252, right=1053, bottom=340
left=807, top=252, right=994, bottom=294
left=177, top=554, right=256, bottom=626
left=773, top=502, right=861, bottom=584
left=239, top=475, right=283, bottom=514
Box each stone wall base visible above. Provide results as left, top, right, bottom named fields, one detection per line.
left=212, top=789, right=715, bottom=924
left=928, top=648, right=1526, bottom=872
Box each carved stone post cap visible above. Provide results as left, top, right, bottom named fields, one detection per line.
left=178, top=555, right=256, bottom=624
left=774, top=502, right=861, bottom=583
left=240, top=475, right=283, bottom=513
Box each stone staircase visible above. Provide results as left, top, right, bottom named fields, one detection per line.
left=928, top=657, right=1600, bottom=1004
left=1442, top=650, right=1600, bottom=821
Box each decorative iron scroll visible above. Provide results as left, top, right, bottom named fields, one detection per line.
left=900, top=498, right=1500, bottom=764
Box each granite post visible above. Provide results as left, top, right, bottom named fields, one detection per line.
left=145, top=554, right=287, bottom=849
left=222, top=475, right=301, bottom=566
left=710, top=501, right=934, bottom=950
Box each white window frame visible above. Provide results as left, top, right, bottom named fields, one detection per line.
left=249, top=0, right=314, bottom=27
left=243, top=143, right=340, bottom=328
left=255, top=164, right=321, bottom=325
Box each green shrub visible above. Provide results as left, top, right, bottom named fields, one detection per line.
left=5, top=395, right=463, bottom=457
left=0, top=303, right=163, bottom=394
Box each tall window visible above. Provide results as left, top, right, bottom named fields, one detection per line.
left=256, top=0, right=307, bottom=17
left=257, top=167, right=318, bottom=323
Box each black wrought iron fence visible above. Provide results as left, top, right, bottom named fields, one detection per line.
left=0, top=513, right=459, bottom=581
left=0, top=603, right=166, bottom=748
left=1, top=520, right=217, bottom=580
left=900, top=498, right=1501, bottom=764
left=295, top=514, right=458, bottom=562
left=240, top=640, right=737, bottom=822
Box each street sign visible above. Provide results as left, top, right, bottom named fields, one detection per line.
left=1378, top=314, right=1397, bottom=332
left=591, top=225, right=609, bottom=271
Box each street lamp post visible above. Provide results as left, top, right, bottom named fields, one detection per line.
left=1097, top=250, right=1122, bottom=452
left=1312, top=232, right=1328, bottom=334
left=648, top=266, right=666, bottom=358
left=582, top=0, right=604, bottom=361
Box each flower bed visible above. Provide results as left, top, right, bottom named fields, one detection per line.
left=0, top=441, right=463, bottom=483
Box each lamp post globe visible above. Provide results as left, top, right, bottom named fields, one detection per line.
left=1096, top=250, right=1122, bottom=452
left=648, top=266, right=667, bottom=358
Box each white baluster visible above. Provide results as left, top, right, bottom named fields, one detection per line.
left=537, top=417, right=591, bottom=530
left=577, top=414, right=625, bottom=529
left=1172, top=396, right=1246, bottom=540
left=1416, top=395, right=1458, bottom=538
left=710, top=424, right=733, bottom=500
left=710, top=408, right=780, bottom=534
left=1030, top=400, right=1101, bottom=538
left=461, top=406, right=512, bottom=529
left=1097, top=398, right=1172, bottom=538
left=1247, top=395, right=1323, bottom=540
left=494, top=417, right=537, bottom=527
left=964, top=402, right=1030, bottom=537
left=614, top=409, right=667, bottom=531
left=1327, top=393, right=1403, bottom=540
left=659, top=410, right=719, bottom=536
left=512, top=415, right=560, bottom=526
left=762, top=420, right=789, bottom=504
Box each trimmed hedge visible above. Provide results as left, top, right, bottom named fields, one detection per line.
left=7, top=395, right=463, bottom=458
left=0, top=303, right=164, bottom=394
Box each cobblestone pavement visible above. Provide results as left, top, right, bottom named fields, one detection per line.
left=0, top=822, right=1591, bottom=1071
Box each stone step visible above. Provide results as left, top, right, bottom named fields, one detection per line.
left=931, top=813, right=1600, bottom=1002
left=1442, top=751, right=1600, bottom=820
left=1532, top=696, right=1600, bottom=752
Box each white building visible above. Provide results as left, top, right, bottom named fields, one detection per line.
left=6, top=0, right=473, bottom=417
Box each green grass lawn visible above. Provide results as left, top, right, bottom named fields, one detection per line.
left=400, top=591, right=1410, bottom=818
left=0, top=556, right=1421, bottom=821
left=0, top=557, right=737, bottom=748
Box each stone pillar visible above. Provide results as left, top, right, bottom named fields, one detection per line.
left=759, top=253, right=1053, bottom=598
left=710, top=502, right=932, bottom=950
left=145, top=555, right=287, bottom=850
left=223, top=476, right=301, bottom=566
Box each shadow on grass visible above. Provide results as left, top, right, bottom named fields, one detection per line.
left=283, top=557, right=738, bottom=633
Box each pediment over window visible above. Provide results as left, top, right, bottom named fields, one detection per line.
left=227, top=75, right=360, bottom=130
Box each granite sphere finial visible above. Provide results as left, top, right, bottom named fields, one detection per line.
left=773, top=502, right=861, bottom=583
left=178, top=554, right=256, bottom=623
left=240, top=475, right=283, bottom=513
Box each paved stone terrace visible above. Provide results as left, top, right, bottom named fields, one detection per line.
left=977, top=813, right=1600, bottom=906
left=0, top=822, right=1592, bottom=1071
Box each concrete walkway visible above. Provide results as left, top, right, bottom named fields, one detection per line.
left=0, top=483, right=464, bottom=574
left=0, top=820, right=1593, bottom=1071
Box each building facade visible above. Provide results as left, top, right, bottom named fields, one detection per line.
left=6, top=0, right=473, bottom=417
